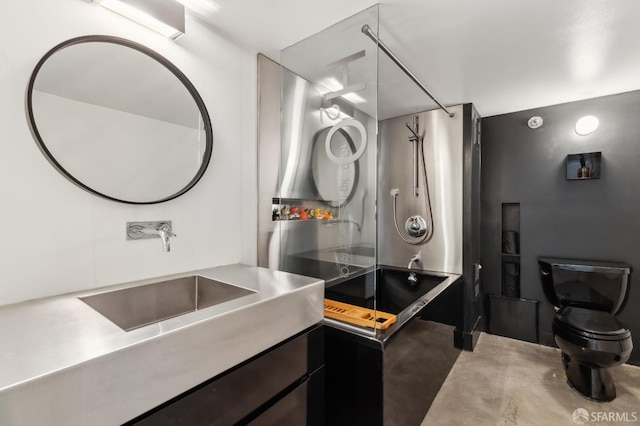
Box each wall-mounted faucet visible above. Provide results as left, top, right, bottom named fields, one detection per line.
left=127, top=221, right=176, bottom=252
left=408, top=250, right=422, bottom=269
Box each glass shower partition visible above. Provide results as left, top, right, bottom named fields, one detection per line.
left=277, top=6, right=381, bottom=334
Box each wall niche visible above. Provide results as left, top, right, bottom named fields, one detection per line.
left=566, top=152, right=602, bottom=180
left=501, top=202, right=520, bottom=298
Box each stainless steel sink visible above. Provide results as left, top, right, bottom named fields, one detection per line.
left=80, top=276, right=256, bottom=331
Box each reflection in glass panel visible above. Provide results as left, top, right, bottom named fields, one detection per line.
left=278, top=6, right=379, bottom=333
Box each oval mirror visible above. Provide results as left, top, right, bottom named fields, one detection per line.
left=27, top=36, right=213, bottom=204
left=311, top=127, right=359, bottom=206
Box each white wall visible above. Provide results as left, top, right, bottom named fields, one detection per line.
left=0, top=0, right=258, bottom=305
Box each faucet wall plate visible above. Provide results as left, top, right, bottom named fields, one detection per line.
left=126, top=221, right=173, bottom=240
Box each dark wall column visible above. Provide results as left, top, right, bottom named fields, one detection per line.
left=456, top=104, right=483, bottom=350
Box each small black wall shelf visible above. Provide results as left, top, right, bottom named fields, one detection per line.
left=566, top=152, right=602, bottom=180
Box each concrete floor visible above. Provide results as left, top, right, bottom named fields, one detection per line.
left=422, top=333, right=640, bottom=426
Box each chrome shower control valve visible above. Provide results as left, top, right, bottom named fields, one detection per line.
left=405, top=215, right=427, bottom=237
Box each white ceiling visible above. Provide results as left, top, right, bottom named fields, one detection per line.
left=189, top=0, right=640, bottom=118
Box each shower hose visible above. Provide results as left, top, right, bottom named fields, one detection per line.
left=392, top=134, right=434, bottom=245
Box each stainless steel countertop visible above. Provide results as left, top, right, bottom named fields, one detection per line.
left=0, top=264, right=324, bottom=426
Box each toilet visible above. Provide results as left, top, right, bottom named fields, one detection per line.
left=538, top=257, right=633, bottom=401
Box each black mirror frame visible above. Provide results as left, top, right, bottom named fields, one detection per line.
left=26, top=35, right=214, bottom=205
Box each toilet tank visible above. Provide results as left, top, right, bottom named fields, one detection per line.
left=538, top=257, right=631, bottom=315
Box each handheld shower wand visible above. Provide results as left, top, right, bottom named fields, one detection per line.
left=390, top=114, right=434, bottom=245
left=405, top=115, right=420, bottom=197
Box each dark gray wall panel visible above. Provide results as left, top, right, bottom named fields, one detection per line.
left=481, top=90, right=640, bottom=365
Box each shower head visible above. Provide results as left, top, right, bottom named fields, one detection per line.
left=405, top=123, right=421, bottom=141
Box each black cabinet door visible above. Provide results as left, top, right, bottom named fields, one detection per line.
left=127, top=326, right=324, bottom=426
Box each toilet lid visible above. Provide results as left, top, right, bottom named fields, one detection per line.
left=555, top=307, right=630, bottom=338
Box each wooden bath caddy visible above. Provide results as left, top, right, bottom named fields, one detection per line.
left=324, top=299, right=397, bottom=330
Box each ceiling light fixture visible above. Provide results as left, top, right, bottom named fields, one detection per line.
left=527, top=116, right=543, bottom=129
left=575, top=115, right=599, bottom=136
left=93, top=0, right=185, bottom=40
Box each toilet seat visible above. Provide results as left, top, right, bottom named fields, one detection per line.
left=555, top=307, right=631, bottom=341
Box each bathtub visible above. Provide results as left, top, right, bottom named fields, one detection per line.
left=325, top=265, right=461, bottom=344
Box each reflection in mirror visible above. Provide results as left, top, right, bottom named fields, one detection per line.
left=27, top=36, right=213, bottom=204
left=311, top=127, right=358, bottom=206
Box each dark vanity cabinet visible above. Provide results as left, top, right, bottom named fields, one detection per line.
left=126, top=325, right=324, bottom=426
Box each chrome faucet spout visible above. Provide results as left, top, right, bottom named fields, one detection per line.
left=408, top=250, right=422, bottom=269
left=157, top=224, right=176, bottom=252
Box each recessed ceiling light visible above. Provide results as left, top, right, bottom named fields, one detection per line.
left=575, top=115, right=599, bottom=136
